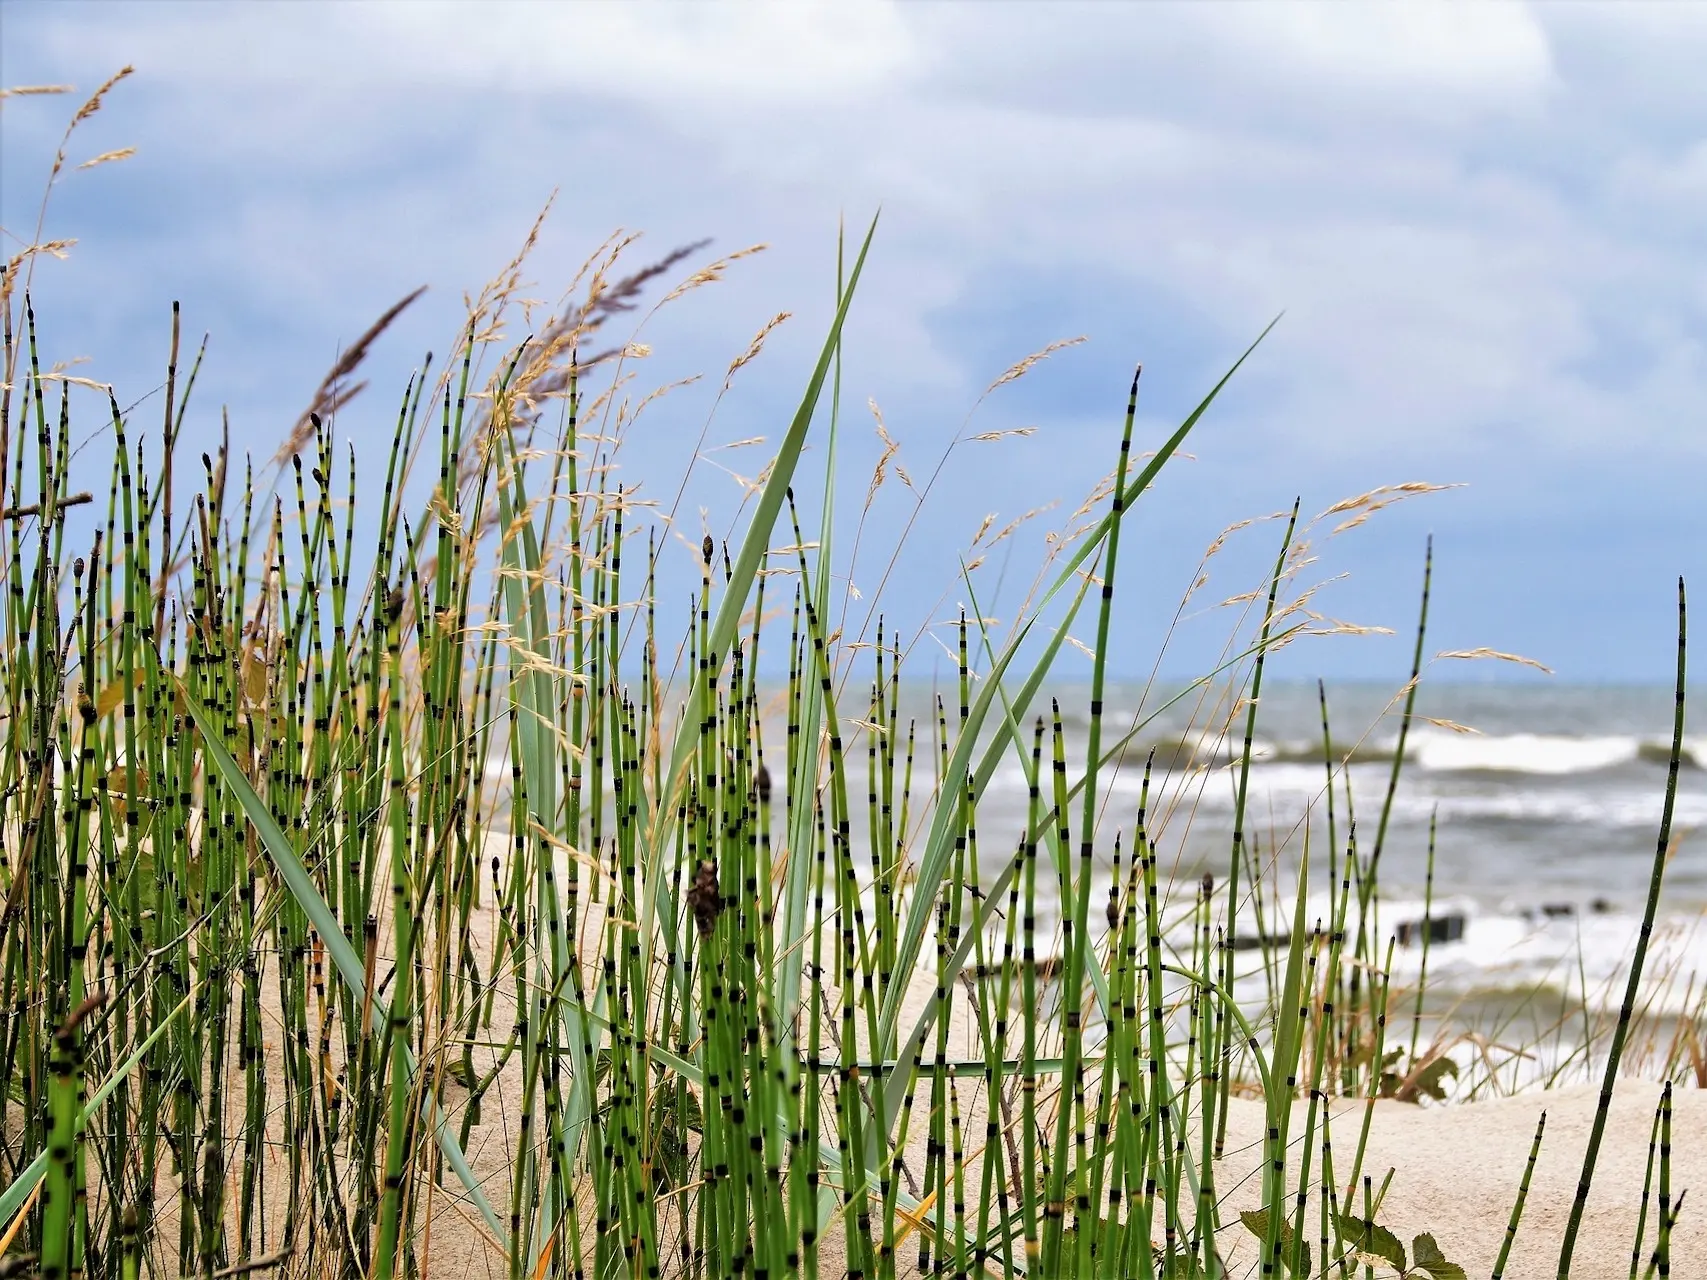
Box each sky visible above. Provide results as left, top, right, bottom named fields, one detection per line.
left=2, top=0, right=1704, bottom=685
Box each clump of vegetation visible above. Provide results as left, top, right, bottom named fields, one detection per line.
left=0, top=71, right=1691, bottom=1279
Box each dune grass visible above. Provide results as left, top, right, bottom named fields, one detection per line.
left=0, top=76, right=1695, bottom=1280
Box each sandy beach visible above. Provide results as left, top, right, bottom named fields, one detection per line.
left=379, top=877, right=1707, bottom=1276
left=1215, top=1081, right=1701, bottom=1278
left=781, top=954, right=1703, bottom=1278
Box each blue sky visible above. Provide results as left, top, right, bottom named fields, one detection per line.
left=3, top=1, right=1703, bottom=683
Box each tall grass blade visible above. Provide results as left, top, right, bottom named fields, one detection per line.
left=1557, top=579, right=1686, bottom=1278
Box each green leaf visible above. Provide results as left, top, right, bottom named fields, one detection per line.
left=1154, top=1248, right=1209, bottom=1279
left=1411, top=1232, right=1467, bottom=1280
left=1404, top=1054, right=1460, bottom=1104
left=651, top=213, right=880, bottom=860
left=1241, top=1209, right=1311, bottom=1276
left=1339, top=1214, right=1407, bottom=1271
left=1240, top=1208, right=1271, bottom=1242
left=882, top=317, right=1280, bottom=1055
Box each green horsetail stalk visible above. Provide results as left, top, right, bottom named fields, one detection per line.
left=0, top=208, right=1691, bottom=1280
left=1558, top=580, right=1686, bottom=1279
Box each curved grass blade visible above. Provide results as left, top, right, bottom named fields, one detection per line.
left=178, top=681, right=508, bottom=1248
left=0, top=986, right=196, bottom=1230
left=648, top=213, right=880, bottom=860
left=880, top=317, right=1281, bottom=1056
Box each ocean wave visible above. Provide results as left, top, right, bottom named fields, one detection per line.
left=987, top=753, right=1707, bottom=831
left=1152, top=761, right=1707, bottom=829
left=1115, top=730, right=1704, bottom=778
left=1407, top=730, right=1657, bottom=776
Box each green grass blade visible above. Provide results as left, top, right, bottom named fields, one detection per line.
left=1557, top=579, right=1687, bottom=1278
left=178, top=680, right=508, bottom=1248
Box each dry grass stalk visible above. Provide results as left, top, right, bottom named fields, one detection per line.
left=1436, top=646, right=1553, bottom=674
left=77, top=146, right=136, bottom=170
left=278, top=286, right=429, bottom=467
left=981, top=335, right=1087, bottom=396
left=723, top=311, right=791, bottom=391
left=0, top=84, right=74, bottom=100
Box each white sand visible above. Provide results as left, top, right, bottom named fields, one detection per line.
left=815, top=967, right=1704, bottom=1278
left=1215, top=1081, right=1703, bottom=1278
left=817, top=1059, right=1701, bottom=1279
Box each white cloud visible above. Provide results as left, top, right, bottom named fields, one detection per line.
left=5, top=0, right=1705, bottom=680
left=1190, top=1, right=1554, bottom=102
left=28, top=0, right=919, bottom=105
left=6, top=2, right=1705, bottom=465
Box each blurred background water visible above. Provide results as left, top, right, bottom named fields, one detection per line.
left=868, top=678, right=1707, bottom=1024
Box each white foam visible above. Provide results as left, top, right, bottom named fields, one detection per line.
left=1335, top=901, right=1707, bottom=1017
left=1408, top=730, right=1639, bottom=775
left=1136, top=760, right=1707, bottom=831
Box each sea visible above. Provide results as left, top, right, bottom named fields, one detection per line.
left=492, top=678, right=1707, bottom=1078
left=963, top=680, right=1707, bottom=1040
